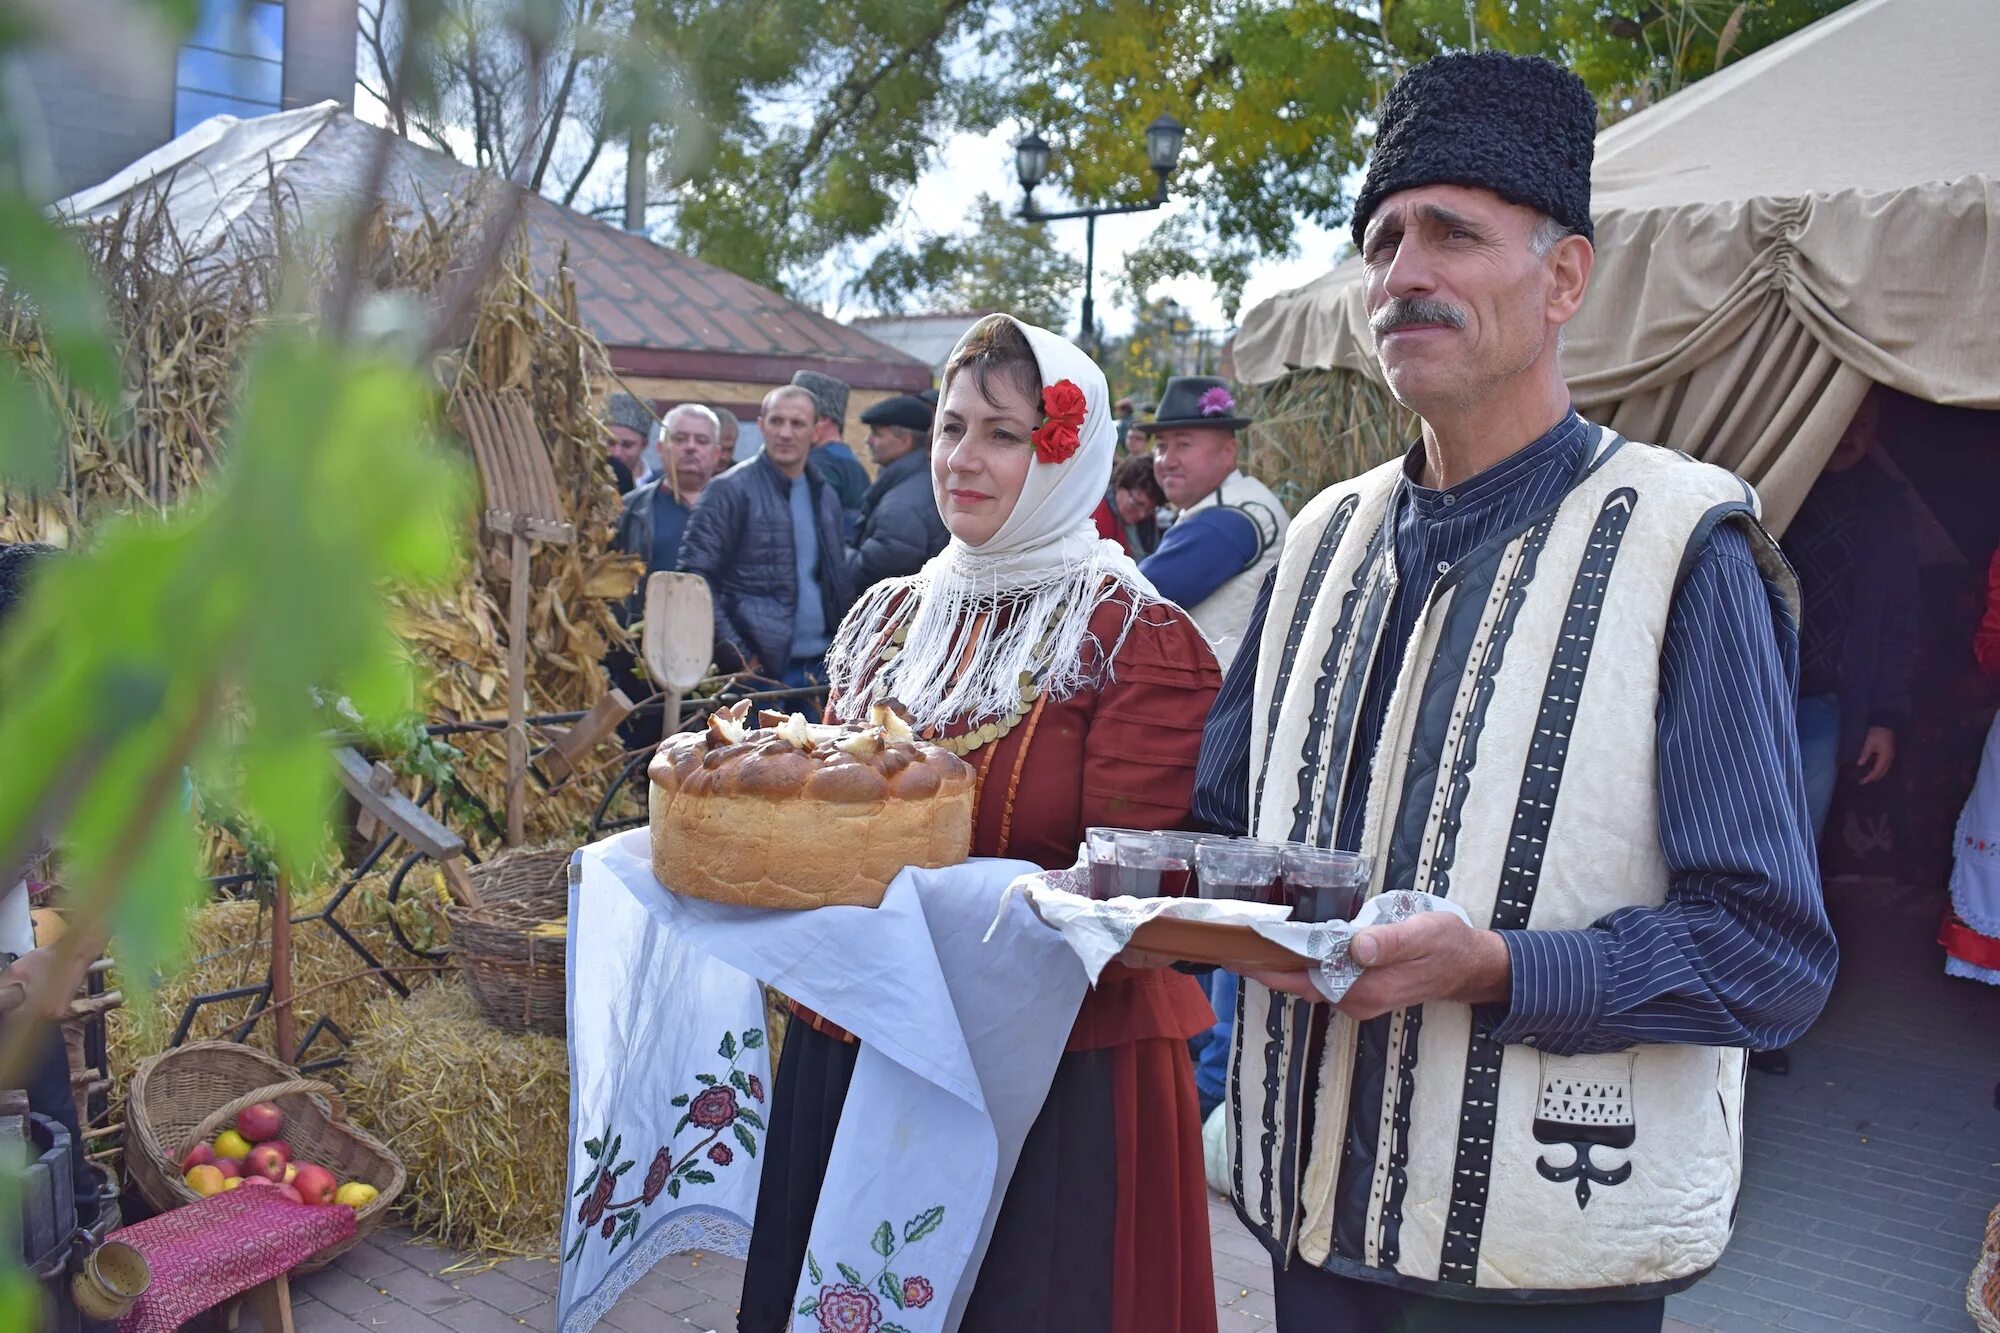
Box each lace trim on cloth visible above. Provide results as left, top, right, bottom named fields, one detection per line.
left=560, top=1204, right=751, bottom=1333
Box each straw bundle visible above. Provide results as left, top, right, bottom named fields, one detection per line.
left=342, top=980, right=568, bottom=1256
left=1240, top=368, right=1415, bottom=510
left=1, top=186, right=644, bottom=856
left=104, top=870, right=450, bottom=1101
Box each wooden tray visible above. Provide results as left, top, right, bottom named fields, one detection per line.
left=1124, top=916, right=1306, bottom=972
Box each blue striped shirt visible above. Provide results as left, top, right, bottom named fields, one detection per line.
left=1192, top=412, right=1837, bottom=1052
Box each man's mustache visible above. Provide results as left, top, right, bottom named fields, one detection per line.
left=1371, top=298, right=1468, bottom=335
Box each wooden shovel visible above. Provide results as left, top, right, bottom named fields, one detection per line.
left=641, top=572, right=715, bottom=737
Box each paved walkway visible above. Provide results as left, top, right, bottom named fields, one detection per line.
left=282, top=874, right=1996, bottom=1333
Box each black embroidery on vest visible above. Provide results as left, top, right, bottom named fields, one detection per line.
left=1252, top=495, right=1358, bottom=816
left=1374, top=516, right=1557, bottom=1266
left=1289, top=520, right=1387, bottom=842
left=1274, top=994, right=1315, bottom=1258
left=1436, top=487, right=1638, bottom=1285
left=1426, top=515, right=1557, bottom=896
left=1532, top=1054, right=1637, bottom=1209
left=1314, top=565, right=1398, bottom=848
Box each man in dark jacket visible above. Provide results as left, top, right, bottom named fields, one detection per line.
left=677, top=386, right=855, bottom=706
left=848, top=393, right=945, bottom=591
left=1782, top=393, right=1919, bottom=841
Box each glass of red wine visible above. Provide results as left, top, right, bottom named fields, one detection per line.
left=1279, top=846, right=1373, bottom=922
left=1194, top=841, right=1283, bottom=904
left=1084, top=826, right=1149, bottom=899
left=1110, top=832, right=1197, bottom=899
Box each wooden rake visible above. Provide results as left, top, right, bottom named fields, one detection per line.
left=453, top=387, right=578, bottom=847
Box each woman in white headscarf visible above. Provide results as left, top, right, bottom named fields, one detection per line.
left=739, top=316, right=1222, bottom=1333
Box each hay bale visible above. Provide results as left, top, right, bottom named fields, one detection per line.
left=106, top=872, right=449, bottom=1102
left=342, top=980, right=567, bottom=1256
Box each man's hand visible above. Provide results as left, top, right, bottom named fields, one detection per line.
left=1856, top=726, right=1896, bottom=784
left=1245, top=914, right=1512, bottom=1021
left=0, top=948, right=86, bottom=1022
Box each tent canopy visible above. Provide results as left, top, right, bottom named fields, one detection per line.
left=1231, top=0, right=2000, bottom=529
left=56, top=103, right=930, bottom=392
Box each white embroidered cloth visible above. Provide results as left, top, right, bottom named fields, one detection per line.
left=557, top=830, right=1089, bottom=1333
left=557, top=837, right=772, bottom=1333
left=997, top=864, right=1469, bottom=1003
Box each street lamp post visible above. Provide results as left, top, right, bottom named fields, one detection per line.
left=1016, top=114, right=1185, bottom=355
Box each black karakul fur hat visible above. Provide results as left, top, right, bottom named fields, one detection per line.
left=1351, top=50, right=1598, bottom=250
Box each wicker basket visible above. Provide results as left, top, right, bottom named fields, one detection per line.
left=1969, top=1203, right=2000, bottom=1333
left=446, top=845, right=571, bottom=1036
left=126, top=1041, right=405, bottom=1270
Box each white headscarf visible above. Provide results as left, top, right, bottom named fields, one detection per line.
left=825, top=316, right=1156, bottom=732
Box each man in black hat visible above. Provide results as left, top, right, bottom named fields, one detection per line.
left=1191, top=52, right=1832, bottom=1331
left=1133, top=375, right=1288, bottom=669
left=847, top=393, right=946, bottom=591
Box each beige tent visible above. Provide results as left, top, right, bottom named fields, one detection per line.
left=1230, top=0, right=2000, bottom=531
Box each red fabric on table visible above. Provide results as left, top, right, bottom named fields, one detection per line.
left=113, top=1189, right=356, bottom=1333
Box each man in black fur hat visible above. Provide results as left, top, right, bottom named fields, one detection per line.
left=1192, top=52, right=1832, bottom=1331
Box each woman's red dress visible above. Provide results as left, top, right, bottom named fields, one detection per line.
left=740, top=594, right=1222, bottom=1333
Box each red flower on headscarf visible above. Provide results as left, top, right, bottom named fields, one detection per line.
left=1031, top=380, right=1087, bottom=464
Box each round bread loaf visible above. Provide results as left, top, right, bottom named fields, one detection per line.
left=648, top=717, right=975, bottom=910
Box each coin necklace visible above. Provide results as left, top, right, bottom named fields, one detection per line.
left=871, top=600, right=1068, bottom=756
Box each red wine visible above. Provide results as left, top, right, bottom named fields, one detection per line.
left=1281, top=876, right=1364, bottom=923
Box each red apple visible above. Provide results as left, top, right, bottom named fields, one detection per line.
left=236, top=1102, right=284, bottom=1144
left=181, top=1143, right=215, bottom=1172
left=291, top=1163, right=338, bottom=1207
left=213, top=1159, right=241, bottom=1180
left=241, top=1176, right=279, bottom=1190
left=245, top=1142, right=290, bottom=1182
left=277, top=1184, right=304, bottom=1205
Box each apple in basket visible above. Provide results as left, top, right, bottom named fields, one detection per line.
left=245, top=1142, right=291, bottom=1182
left=181, top=1143, right=215, bottom=1172
left=292, top=1164, right=338, bottom=1207
left=213, top=1159, right=241, bottom=1180
left=237, top=1102, right=284, bottom=1143
left=278, top=1184, right=304, bottom=1205
left=183, top=1164, right=227, bottom=1198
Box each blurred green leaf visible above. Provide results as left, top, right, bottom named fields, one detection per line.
left=0, top=195, right=121, bottom=408
left=0, top=360, right=60, bottom=492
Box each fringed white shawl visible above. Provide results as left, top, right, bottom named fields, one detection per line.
left=825, top=316, right=1156, bottom=733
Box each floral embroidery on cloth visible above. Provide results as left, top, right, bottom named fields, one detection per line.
left=567, top=1027, right=767, bottom=1261
left=797, top=1206, right=947, bottom=1333
left=1031, top=380, right=1086, bottom=464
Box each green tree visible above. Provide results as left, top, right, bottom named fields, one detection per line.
left=1011, top=0, right=1849, bottom=319
left=847, top=195, right=1085, bottom=331
left=0, top=0, right=541, bottom=1319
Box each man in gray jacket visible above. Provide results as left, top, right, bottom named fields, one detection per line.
left=848, top=393, right=945, bottom=591
left=677, top=386, right=855, bottom=702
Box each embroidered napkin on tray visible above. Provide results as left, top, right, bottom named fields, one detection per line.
left=559, top=830, right=1091, bottom=1333
left=997, top=860, right=1470, bottom=1003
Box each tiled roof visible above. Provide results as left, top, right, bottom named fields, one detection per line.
left=523, top=196, right=927, bottom=388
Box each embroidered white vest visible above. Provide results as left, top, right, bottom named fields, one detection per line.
left=1227, top=427, right=1796, bottom=1300
left=1179, top=470, right=1289, bottom=670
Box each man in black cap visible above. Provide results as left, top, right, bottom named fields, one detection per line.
left=604, top=392, right=655, bottom=493
left=791, top=370, right=870, bottom=538
left=847, top=393, right=945, bottom=591
left=1191, top=52, right=1833, bottom=1331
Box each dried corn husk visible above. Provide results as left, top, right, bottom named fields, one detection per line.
left=2, top=187, right=645, bottom=856
left=1239, top=368, right=1416, bottom=510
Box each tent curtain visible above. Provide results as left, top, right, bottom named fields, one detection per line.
left=1233, top=177, right=2000, bottom=535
